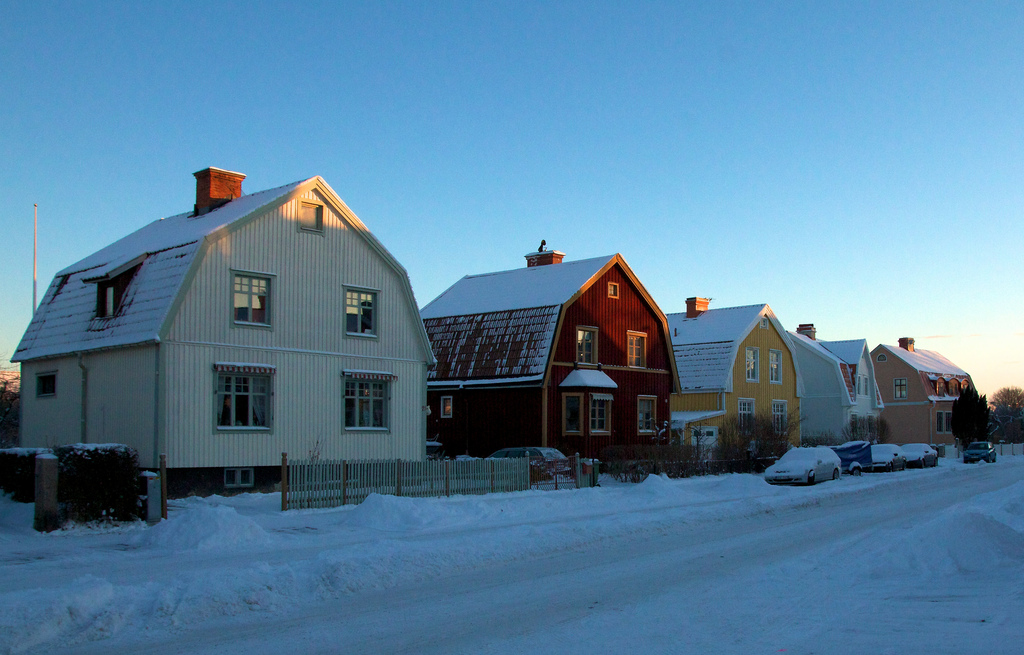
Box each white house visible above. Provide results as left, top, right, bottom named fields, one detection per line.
left=788, top=324, right=883, bottom=441
left=14, top=167, right=435, bottom=494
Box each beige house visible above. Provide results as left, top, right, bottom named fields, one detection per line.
left=870, top=338, right=973, bottom=446
left=14, top=168, right=435, bottom=494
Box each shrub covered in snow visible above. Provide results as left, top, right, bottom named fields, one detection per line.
left=55, top=443, right=140, bottom=522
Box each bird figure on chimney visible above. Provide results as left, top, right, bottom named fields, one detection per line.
left=538, top=239, right=546, bottom=252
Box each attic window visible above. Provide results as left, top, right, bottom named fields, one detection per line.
left=760, top=317, right=769, bottom=330
left=608, top=282, right=619, bottom=298
left=876, top=354, right=887, bottom=362
left=298, top=201, right=324, bottom=233
left=96, top=265, right=141, bottom=318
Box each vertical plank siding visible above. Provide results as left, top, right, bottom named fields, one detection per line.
left=159, top=185, right=431, bottom=468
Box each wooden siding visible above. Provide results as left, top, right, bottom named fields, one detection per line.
left=426, top=386, right=543, bottom=458
left=670, top=391, right=721, bottom=412
left=19, top=347, right=157, bottom=461
left=167, top=187, right=427, bottom=364
left=162, top=342, right=427, bottom=468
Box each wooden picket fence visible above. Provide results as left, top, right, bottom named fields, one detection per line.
left=282, top=455, right=533, bottom=510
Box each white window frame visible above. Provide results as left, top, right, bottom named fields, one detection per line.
left=576, top=326, right=598, bottom=364
left=745, top=347, right=760, bottom=382
left=637, top=396, right=656, bottom=433
left=769, top=349, right=782, bottom=384
left=772, top=400, right=787, bottom=434
left=627, top=331, right=647, bottom=368
left=738, top=398, right=755, bottom=432
left=216, top=373, right=272, bottom=430
left=224, top=467, right=255, bottom=488
left=344, top=378, right=389, bottom=430
left=760, top=317, right=769, bottom=330
left=440, top=395, right=453, bottom=419
left=232, top=272, right=272, bottom=327
left=345, top=288, right=378, bottom=337
left=36, top=372, right=57, bottom=398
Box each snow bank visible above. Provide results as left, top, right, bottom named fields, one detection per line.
left=134, top=504, right=274, bottom=551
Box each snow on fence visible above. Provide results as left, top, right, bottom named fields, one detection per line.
left=283, top=455, right=592, bottom=510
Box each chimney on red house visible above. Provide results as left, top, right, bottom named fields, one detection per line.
left=524, top=242, right=565, bottom=267
left=686, top=297, right=710, bottom=318
left=193, top=167, right=245, bottom=216
left=898, top=337, right=915, bottom=352
left=797, top=323, right=817, bottom=340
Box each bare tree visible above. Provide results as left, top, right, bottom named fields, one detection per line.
left=990, top=386, right=1024, bottom=442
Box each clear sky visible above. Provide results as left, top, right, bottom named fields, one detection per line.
left=2, top=1, right=1021, bottom=395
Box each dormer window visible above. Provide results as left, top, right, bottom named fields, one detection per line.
left=298, top=201, right=324, bottom=233
left=94, top=264, right=141, bottom=318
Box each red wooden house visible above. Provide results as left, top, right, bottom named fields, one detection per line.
left=421, top=248, right=679, bottom=458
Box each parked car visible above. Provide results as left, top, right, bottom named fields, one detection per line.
left=831, top=441, right=872, bottom=476
left=870, top=444, right=907, bottom=472
left=764, top=447, right=841, bottom=485
left=963, top=442, right=997, bottom=464
left=901, top=443, right=938, bottom=468
left=487, top=447, right=568, bottom=462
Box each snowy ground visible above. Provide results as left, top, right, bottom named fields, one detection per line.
left=2, top=457, right=1023, bottom=654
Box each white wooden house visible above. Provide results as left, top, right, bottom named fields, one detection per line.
left=788, top=324, right=883, bottom=441
left=14, top=168, right=435, bottom=494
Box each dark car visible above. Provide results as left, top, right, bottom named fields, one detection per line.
left=963, top=442, right=997, bottom=463
left=901, top=443, right=939, bottom=468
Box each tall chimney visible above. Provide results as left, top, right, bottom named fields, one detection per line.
left=686, top=297, right=710, bottom=318
left=898, top=337, right=915, bottom=352
left=797, top=323, right=817, bottom=340
left=194, top=167, right=245, bottom=215
left=524, top=248, right=566, bottom=267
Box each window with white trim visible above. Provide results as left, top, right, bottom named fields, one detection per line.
left=345, top=379, right=388, bottom=428
left=739, top=398, right=755, bottom=432
left=637, top=396, right=656, bottom=433
left=576, top=327, right=597, bottom=364
left=224, top=468, right=254, bottom=488
left=769, top=349, right=782, bottom=384
left=217, top=374, right=271, bottom=428
left=772, top=400, right=787, bottom=434
left=440, top=396, right=453, bottom=419
left=590, top=395, right=611, bottom=433
left=346, top=289, right=377, bottom=336
left=233, top=274, right=270, bottom=325
left=627, top=331, right=646, bottom=368
left=745, top=347, right=759, bottom=382
left=894, top=378, right=908, bottom=400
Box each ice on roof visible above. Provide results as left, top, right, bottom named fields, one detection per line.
left=419, top=255, right=615, bottom=319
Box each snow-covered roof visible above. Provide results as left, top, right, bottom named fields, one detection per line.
left=876, top=344, right=968, bottom=377
left=670, top=409, right=726, bottom=428
left=666, top=304, right=795, bottom=393
left=15, top=178, right=307, bottom=362
left=419, top=255, right=614, bottom=319
left=559, top=368, right=618, bottom=389
left=818, top=339, right=867, bottom=367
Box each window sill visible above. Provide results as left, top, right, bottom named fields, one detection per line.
left=234, top=321, right=272, bottom=329
left=344, top=427, right=390, bottom=432
left=346, top=332, right=378, bottom=339
left=216, top=426, right=271, bottom=432
left=770, top=381, right=782, bottom=385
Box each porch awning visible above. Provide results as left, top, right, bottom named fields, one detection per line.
left=213, top=362, right=276, bottom=375
left=559, top=369, right=618, bottom=389
left=343, top=369, right=398, bottom=381
left=670, top=409, right=726, bottom=429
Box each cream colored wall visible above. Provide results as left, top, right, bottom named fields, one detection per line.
left=19, top=356, right=83, bottom=448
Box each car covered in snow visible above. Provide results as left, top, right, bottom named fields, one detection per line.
left=901, top=443, right=938, bottom=468
left=870, top=444, right=907, bottom=472
left=764, top=447, right=841, bottom=485
left=487, top=447, right=568, bottom=462
left=962, top=441, right=997, bottom=464
left=830, top=440, right=873, bottom=476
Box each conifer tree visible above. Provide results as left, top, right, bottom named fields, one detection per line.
left=951, top=385, right=990, bottom=445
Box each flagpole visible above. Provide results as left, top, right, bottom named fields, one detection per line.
left=33, top=203, right=38, bottom=312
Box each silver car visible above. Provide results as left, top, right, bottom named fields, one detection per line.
left=764, top=447, right=841, bottom=485
left=870, top=444, right=907, bottom=472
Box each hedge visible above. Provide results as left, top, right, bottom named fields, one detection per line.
left=54, top=443, right=140, bottom=522
left=0, top=448, right=52, bottom=502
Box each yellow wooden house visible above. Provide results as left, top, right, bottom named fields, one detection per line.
left=667, top=298, right=802, bottom=449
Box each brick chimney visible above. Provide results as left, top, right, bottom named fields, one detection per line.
left=685, top=297, right=710, bottom=318
left=797, top=323, right=817, bottom=340
left=898, top=337, right=915, bottom=352
left=193, top=167, right=245, bottom=216
left=524, top=246, right=565, bottom=267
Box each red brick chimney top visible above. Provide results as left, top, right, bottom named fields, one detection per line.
left=194, top=167, right=245, bottom=215
left=898, top=337, right=915, bottom=352
left=686, top=297, right=710, bottom=318
left=797, top=323, right=817, bottom=340
left=524, top=247, right=566, bottom=267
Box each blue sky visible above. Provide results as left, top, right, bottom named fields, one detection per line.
left=2, top=1, right=1021, bottom=394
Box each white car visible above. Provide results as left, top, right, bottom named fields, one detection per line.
left=764, top=447, right=842, bottom=485
left=870, top=444, right=907, bottom=472
left=900, top=443, right=938, bottom=468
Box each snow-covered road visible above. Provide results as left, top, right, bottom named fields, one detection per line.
left=3, top=458, right=1023, bottom=654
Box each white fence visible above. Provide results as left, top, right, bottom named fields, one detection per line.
left=283, top=457, right=531, bottom=510
left=940, top=443, right=1023, bottom=459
